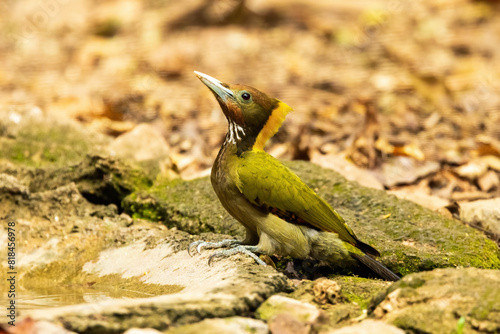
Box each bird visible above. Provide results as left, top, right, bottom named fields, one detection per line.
left=189, top=71, right=400, bottom=281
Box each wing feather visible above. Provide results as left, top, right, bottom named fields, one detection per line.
left=236, top=150, right=359, bottom=246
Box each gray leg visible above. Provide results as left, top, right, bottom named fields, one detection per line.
left=188, top=239, right=241, bottom=256
left=208, top=245, right=267, bottom=266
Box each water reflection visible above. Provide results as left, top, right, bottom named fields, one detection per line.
left=1, top=284, right=183, bottom=311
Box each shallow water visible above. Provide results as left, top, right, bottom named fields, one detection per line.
left=2, top=284, right=184, bottom=311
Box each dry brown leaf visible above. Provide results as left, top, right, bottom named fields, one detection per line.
left=388, top=188, right=449, bottom=211
left=376, top=138, right=425, bottom=161
left=481, top=155, right=500, bottom=172
left=476, top=135, right=500, bottom=157
left=477, top=170, right=499, bottom=192
left=454, top=159, right=489, bottom=180
left=451, top=191, right=492, bottom=202
left=377, top=157, right=440, bottom=187
left=310, top=151, right=384, bottom=189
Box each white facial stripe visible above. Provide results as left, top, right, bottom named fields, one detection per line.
left=227, top=121, right=246, bottom=144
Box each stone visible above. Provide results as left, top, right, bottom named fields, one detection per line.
left=256, top=295, right=323, bottom=324
left=124, top=328, right=165, bottom=334
left=124, top=160, right=500, bottom=275
left=108, top=124, right=169, bottom=161
left=311, top=278, right=342, bottom=305
left=369, top=268, right=500, bottom=333
left=325, top=320, right=404, bottom=334
left=107, top=123, right=173, bottom=178
left=0, top=173, right=29, bottom=197
left=460, top=198, right=500, bottom=235
left=0, top=106, right=110, bottom=168
left=19, top=236, right=287, bottom=333
left=166, top=317, right=268, bottom=334
left=268, top=313, right=310, bottom=334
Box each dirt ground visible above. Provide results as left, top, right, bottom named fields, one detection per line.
left=1, top=0, right=499, bottom=240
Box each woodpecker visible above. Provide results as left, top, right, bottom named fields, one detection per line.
left=189, top=71, right=399, bottom=281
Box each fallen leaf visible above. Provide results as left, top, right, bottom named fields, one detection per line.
left=454, top=159, right=488, bottom=180
left=478, top=170, right=499, bottom=192
left=310, top=151, right=384, bottom=189
left=388, top=188, right=449, bottom=211
left=376, top=157, right=440, bottom=187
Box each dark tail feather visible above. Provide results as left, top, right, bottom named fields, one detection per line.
left=350, top=253, right=400, bottom=281
left=355, top=240, right=380, bottom=257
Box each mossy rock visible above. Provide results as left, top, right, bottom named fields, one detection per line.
left=369, top=268, right=500, bottom=333
left=122, top=176, right=244, bottom=235
left=28, top=155, right=152, bottom=208
left=124, top=161, right=500, bottom=276
left=0, top=111, right=110, bottom=168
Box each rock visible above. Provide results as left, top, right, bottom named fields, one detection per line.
left=256, top=295, right=324, bottom=330
left=122, top=174, right=245, bottom=235
left=0, top=173, right=29, bottom=197
left=311, top=278, right=343, bottom=305
left=29, top=155, right=152, bottom=208
left=107, top=123, right=175, bottom=178
left=124, top=328, right=165, bottom=334
left=108, top=124, right=169, bottom=162
left=286, top=276, right=392, bottom=329
left=268, top=313, right=310, bottom=334
left=34, top=320, right=79, bottom=334
left=18, top=231, right=288, bottom=333
left=369, top=268, right=500, bottom=333
left=0, top=155, right=288, bottom=334
left=0, top=106, right=110, bottom=168
left=166, top=317, right=268, bottom=334
left=124, top=161, right=500, bottom=275
left=24, top=253, right=287, bottom=333
left=325, top=320, right=404, bottom=334
left=0, top=318, right=77, bottom=334
left=460, top=198, right=500, bottom=235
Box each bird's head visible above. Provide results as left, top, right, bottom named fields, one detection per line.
left=195, top=71, right=292, bottom=152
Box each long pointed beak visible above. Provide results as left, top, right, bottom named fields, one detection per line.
left=194, top=71, right=234, bottom=101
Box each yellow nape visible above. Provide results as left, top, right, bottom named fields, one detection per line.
left=253, top=101, right=292, bottom=151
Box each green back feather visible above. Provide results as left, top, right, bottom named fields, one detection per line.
left=236, top=150, right=360, bottom=246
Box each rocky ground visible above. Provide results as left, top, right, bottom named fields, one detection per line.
left=0, top=107, right=499, bottom=333
left=1, top=0, right=500, bottom=333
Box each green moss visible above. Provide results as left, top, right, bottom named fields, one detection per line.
left=124, top=160, right=500, bottom=275
left=336, top=276, right=390, bottom=310
left=0, top=120, right=108, bottom=168
left=123, top=177, right=244, bottom=236
left=369, top=268, right=500, bottom=333
left=286, top=161, right=500, bottom=273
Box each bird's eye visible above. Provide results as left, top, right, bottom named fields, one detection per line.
left=241, top=92, right=251, bottom=101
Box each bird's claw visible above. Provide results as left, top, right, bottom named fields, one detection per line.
left=188, top=240, right=266, bottom=266
left=188, top=240, right=204, bottom=256
left=188, top=239, right=241, bottom=257
left=207, top=245, right=267, bottom=266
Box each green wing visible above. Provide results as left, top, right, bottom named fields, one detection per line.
left=236, top=150, right=360, bottom=247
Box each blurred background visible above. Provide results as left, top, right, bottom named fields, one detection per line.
left=1, top=0, right=500, bottom=220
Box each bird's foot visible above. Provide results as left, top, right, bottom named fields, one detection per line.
left=208, top=245, right=266, bottom=266
left=188, top=239, right=266, bottom=266
left=188, top=239, right=241, bottom=256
